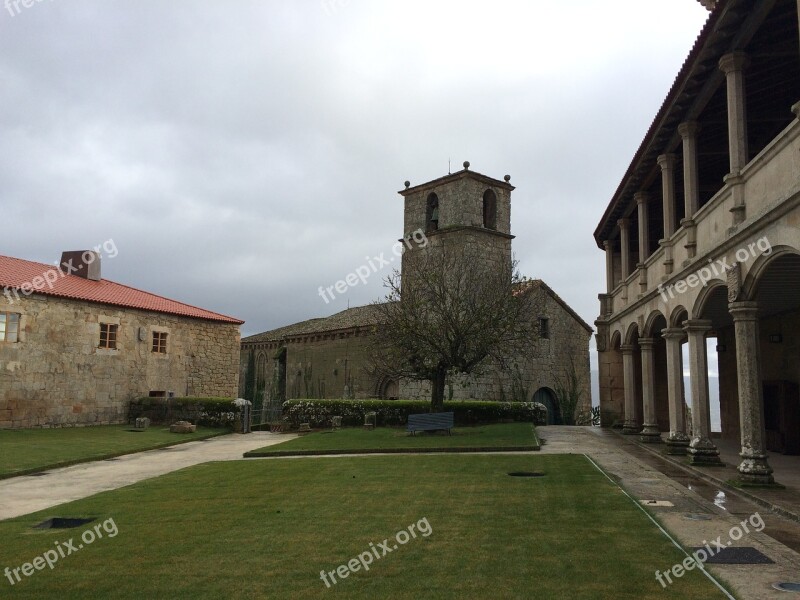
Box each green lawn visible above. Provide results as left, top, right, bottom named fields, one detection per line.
left=0, top=425, right=226, bottom=478
left=244, top=423, right=540, bottom=456
left=0, top=455, right=731, bottom=599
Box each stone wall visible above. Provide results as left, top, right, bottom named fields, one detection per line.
left=0, top=294, right=241, bottom=428
left=399, top=286, right=592, bottom=416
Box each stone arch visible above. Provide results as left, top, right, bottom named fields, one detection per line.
left=669, top=305, right=689, bottom=328
left=533, top=387, right=561, bottom=425
left=691, top=280, right=727, bottom=319
left=610, top=329, right=622, bottom=350
left=643, top=310, right=667, bottom=338
left=624, top=321, right=640, bottom=345
left=741, top=244, right=800, bottom=301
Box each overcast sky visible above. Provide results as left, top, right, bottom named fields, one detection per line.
left=1, top=1, right=710, bottom=342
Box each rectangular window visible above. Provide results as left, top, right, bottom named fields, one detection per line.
left=99, top=323, right=118, bottom=349
left=0, top=313, right=20, bottom=343
left=152, top=331, right=168, bottom=354
left=539, top=317, right=550, bottom=340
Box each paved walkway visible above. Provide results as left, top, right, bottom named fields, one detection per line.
left=0, top=431, right=294, bottom=521
left=537, top=426, right=800, bottom=600
left=2, top=426, right=799, bottom=599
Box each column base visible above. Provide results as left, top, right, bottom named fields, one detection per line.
left=665, top=434, right=690, bottom=455
left=737, top=452, right=774, bottom=485
left=639, top=425, right=662, bottom=443
left=622, top=422, right=640, bottom=435
left=689, top=437, right=722, bottom=465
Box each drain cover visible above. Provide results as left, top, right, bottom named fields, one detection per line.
left=683, top=514, right=712, bottom=521
left=508, top=471, right=545, bottom=478
left=34, top=517, right=96, bottom=530
left=692, top=547, right=774, bottom=564
left=773, top=582, right=800, bottom=592
left=641, top=500, right=674, bottom=507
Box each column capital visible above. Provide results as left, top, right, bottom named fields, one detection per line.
left=617, top=218, right=630, bottom=230
left=638, top=337, right=656, bottom=350
left=678, top=121, right=700, bottom=138
left=661, top=327, right=686, bottom=339
left=657, top=153, right=677, bottom=170
left=719, top=51, right=749, bottom=74
left=729, top=300, right=760, bottom=321
left=683, top=319, right=713, bottom=334
left=602, top=239, right=613, bottom=250
left=620, top=343, right=635, bottom=354
left=634, top=191, right=650, bottom=205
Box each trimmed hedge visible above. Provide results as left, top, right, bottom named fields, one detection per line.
left=128, top=397, right=243, bottom=430
left=283, top=399, right=546, bottom=428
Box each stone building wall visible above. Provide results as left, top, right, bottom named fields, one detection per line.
left=399, top=287, right=592, bottom=414
left=0, top=294, right=241, bottom=428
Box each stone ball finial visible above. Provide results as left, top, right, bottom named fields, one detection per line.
left=404, top=180, right=410, bottom=188
left=504, top=174, right=511, bottom=182
left=463, top=161, right=470, bottom=170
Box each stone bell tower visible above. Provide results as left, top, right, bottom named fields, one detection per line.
left=398, top=161, right=515, bottom=284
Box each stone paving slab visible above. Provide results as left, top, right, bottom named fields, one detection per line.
left=0, top=431, right=295, bottom=521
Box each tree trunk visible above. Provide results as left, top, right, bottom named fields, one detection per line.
left=430, top=367, right=447, bottom=412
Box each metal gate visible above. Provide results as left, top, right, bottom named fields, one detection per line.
left=250, top=393, right=283, bottom=431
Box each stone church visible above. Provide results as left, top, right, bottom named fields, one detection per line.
left=241, top=165, right=591, bottom=422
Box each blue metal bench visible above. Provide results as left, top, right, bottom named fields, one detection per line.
left=407, top=411, right=454, bottom=435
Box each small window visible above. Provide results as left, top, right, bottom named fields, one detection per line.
left=483, top=189, right=497, bottom=230
left=99, top=323, right=118, bottom=349
left=0, top=313, right=20, bottom=343
left=152, top=331, right=168, bottom=354
left=426, top=193, right=439, bottom=232
left=539, top=317, right=550, bottom=340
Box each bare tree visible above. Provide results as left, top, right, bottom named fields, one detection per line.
left=552, top=349, right=588, bottom=425
left=370, top=242, right=541, bottom=412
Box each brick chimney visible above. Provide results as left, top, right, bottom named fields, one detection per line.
left=60, top=250, right=101, bottom=281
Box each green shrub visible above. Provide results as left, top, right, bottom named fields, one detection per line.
left=282, top=399, right=546, bottom=428
left=128, top=397, right=242, bottom=429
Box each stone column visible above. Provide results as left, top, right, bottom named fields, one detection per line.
left=635, top=193, right=649, bottom=293
left=603, top=240, right=615, bottom=293
left=729, top=302, right=774, bottom=484
left=684, top=319, right=721, bottom=464
left=618, top=219, right=631, bottom=280
left=638, top=338, right=661, bottom=443
left=679, top=122, right=700, bottom=260
left=662, top=328, right=690, bottom=454
left=657, top=154, right=677, bottom=238
left=720, top=52, right=749, bottom=226
left=719, top=53, right=749, bottom=173
left=621, top=344, right=639, bottom=434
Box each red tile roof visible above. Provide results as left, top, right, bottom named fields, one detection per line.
left=0, top=254, right=244, bottom=324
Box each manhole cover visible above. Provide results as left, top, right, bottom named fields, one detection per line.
left=508, top=472, right=545, bottom=478
left=683, top=514, right=712, bottom=521
left=34, top=517, right=96, bottom=530
left=773, top=582, right=800, bottom=592
left=692, top=547, right=774, bottom=564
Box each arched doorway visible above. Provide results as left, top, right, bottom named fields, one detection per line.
left=533, top=387, right=561, bottom=425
